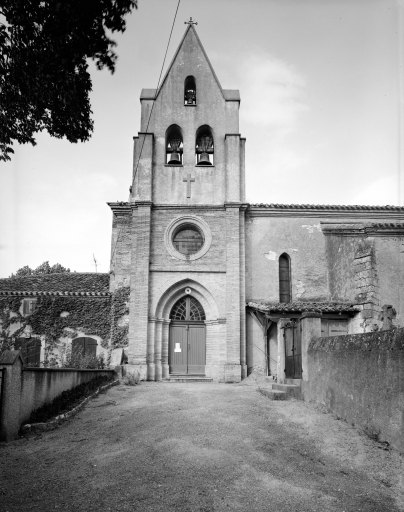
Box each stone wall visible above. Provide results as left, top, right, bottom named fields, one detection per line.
left=323, top=224, right=404, bottom=329
left=304, top=328, right=404, bottom=452
left=245, top=215, right=329, bottom=302
left=19, top=368, right=115, bottom=425
left=0, top=350, right=115, bottom=441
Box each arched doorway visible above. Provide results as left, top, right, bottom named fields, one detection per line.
left=169, top=296, right=206, bottom=375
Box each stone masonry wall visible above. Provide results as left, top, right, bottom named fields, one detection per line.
left=304, top=328, right=404, bottom=452
left=245, top=216, right=329, bottom=302
left=110, top=210, right=132, bottom=292
left=352, top=239, right=380, bottom=331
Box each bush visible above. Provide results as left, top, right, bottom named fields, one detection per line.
left=123, top=370, right=140, bottom=386
left=60, top=348, right=105, bottom=369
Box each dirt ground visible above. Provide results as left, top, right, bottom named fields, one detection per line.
left=0, top=382, right=403, bottom=512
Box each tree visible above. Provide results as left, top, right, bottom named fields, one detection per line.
left=12, top=265, right=32, bottom=277
left=11, top=261, right=71, bottom=277
left=0, top=0, right=137, bottom=161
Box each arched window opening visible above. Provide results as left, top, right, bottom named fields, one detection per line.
left=184, top=76, right=196, bottom=105
left=72, top=336, right=97, bottom=358
left=170, top=296, right=205, bottom=321
left=14, top=337, right=41, bottom=367
left=279, top=253, right=291, bottom=303
left=166, top=124, right=183, bottom=165
left=172, top=223, right=204, bottom=256
left=195, top=125, right=214, bottom=165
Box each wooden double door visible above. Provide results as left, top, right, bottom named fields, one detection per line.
left=169, top=296, right=206, bottom=375
left=169, top=323, right=206, bottom=375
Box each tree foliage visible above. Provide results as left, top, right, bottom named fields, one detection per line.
left=0, top=0, right=137, bottom=161
left=11, top=261, right=71, bottom=277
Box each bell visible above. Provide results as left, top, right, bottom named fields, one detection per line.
left=198, top=152, right=211, bottom=165
left=168, top=152, right=181, bottom=165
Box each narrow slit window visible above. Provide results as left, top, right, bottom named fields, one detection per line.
left=184, top=76, right=196, bottom=105
left=166, top=124, right=183, bottom=165
left=279, top=253, right=291, bottom=303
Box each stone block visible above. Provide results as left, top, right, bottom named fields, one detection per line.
left=110, top=348, right=124, bottom=366
left=224, top=363, right=241, bottom=383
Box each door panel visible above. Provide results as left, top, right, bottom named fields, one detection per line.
left=169, top=323, right=206, bottom=375
left=284, top=322, right=302, bottom=378
left=169, top=325, right=188, bottom=374
left=321, top=319, right=348, bottom=337
left=187, top=325, right=206, bottom=374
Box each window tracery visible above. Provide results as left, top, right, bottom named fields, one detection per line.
left=172, top=224, right=204, bottom=255
left=170, top=296, right=205, bottom=321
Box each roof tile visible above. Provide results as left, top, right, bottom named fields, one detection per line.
left=247, top=300, right=359, bottom=314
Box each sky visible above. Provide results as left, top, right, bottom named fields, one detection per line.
left=0, top=0, right=403, bottom=277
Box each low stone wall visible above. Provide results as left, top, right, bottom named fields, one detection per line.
left=303, top=328, right=404, bottom=452
left=19, top=368, right=115, bottom=425
left=0, top=350, right=115, bottom=441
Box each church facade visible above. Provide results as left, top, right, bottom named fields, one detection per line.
left=108, top=25, right=404, bottom=383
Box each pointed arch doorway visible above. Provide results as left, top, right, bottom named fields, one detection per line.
left=169, top=296, right=206, bottom=375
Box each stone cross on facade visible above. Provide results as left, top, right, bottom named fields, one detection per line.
left=183, top=173, right=195, bottom=198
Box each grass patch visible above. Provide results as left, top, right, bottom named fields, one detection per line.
left=122, top=370, right=140, bottom=386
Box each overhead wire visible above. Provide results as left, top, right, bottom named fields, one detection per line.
left=132, top=0, right=181, bottom=183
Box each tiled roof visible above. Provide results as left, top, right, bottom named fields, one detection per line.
left=0, top=273, right=110, bottom=292
left=368, top=222, right=404, bottom=228
left=0, top=290, right=110, bottom=297
left=249, top=204, right=404, bottom=211
left=247, top=300, right=359, bottom=314
left=110, top=203, right=404, bottom=211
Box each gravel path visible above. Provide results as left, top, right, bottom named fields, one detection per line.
left=1, top=382, right=403, bottom=512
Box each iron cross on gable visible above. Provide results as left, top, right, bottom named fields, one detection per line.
left=183, top=173, right=195, bottom=198
left=185, top=17, right=198, bottom=26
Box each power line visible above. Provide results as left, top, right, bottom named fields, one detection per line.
left=110, top=0, right=181, bottom=266
left=132, top=0, right=181, bottom=183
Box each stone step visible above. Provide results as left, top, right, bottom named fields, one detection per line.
left=272, top=382, right=301, bottom=399
left=272, top=383, right=299, bottom=391
left=258, top=387, right=287, bottom=401
left=284, top=378, right=302, bottom=386
left=167, top=376, right=213, bottom=383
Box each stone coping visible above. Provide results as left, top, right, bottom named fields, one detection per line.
left=309, top=327, right=404, bottom=352
left=22, top=368, right=115, bottom=373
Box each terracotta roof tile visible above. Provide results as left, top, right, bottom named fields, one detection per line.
left=0, top=290, right=110, bottom=297
left=247, top=300, right=359, bottom=314
left=249, top=204, right=404, bottom=211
